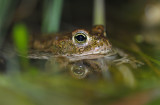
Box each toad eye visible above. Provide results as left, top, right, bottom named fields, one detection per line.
left=74, top=33, right=87, bottom=43
left=72, top=29, right=89, bottom=46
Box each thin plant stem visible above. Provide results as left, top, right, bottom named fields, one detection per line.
left=42, top=0, right=64, bottom=34
left=93, top=0, right=106, bottom=26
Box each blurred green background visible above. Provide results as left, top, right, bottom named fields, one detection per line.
left=0, top=0, right=160, bottom=105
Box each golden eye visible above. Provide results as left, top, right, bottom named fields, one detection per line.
left=74, top=33, right=87, bottom=43
left=72, top=29, right=89, bottom=46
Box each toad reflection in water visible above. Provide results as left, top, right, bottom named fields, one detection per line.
left=29, top=25, right=143, bottom=79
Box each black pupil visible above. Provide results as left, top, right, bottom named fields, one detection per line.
left=75, top=34, right=86, bottom=42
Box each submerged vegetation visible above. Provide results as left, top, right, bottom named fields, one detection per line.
left=0, top=0, right=160, bottom=105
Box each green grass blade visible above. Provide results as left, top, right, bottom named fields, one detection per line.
left=0, top=0, right=12, bottom=46
left=42, top=0, right=64, bottom=33
left=12, top=23, right=29, bottom=69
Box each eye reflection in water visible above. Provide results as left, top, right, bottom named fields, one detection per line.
left=70, top=63, right=89, bottom=79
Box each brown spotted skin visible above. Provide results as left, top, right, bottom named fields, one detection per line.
left=29, top=25, right=114, bottom=60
